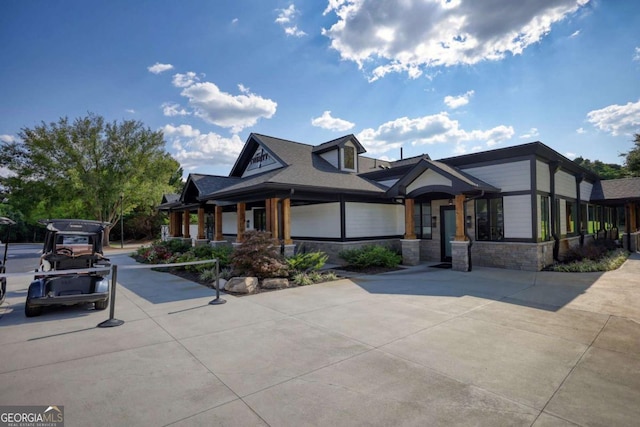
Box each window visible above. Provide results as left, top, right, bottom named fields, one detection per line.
left=588, top=205, right=596, bottom=234
left=540, top=196, right=550, bottom=241
left=580, top=203, right=588, bottom=233
left=476, top=198, right=503, bottom=241
left=343, top=146, right=355, bottom=170
left=253, top=208, right=266, bottom=231
left=413, top=202, right=432, bottom=239
left=565, top=201, right=576, bottom=234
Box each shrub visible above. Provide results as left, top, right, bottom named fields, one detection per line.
left=551, top=249, right=629, bottom=272
left=230, top=230, right=288, bottom=279
left=291, top=270, right=339, bottom=286
left=286, top=251, right=328, bottom=272
left=338, top=245, right=402, bottom=268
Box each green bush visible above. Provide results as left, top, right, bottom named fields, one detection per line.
left=291, top=270, right=339, bottom=286
left=133, top=240, right=232, bottom=272
left=550, top=249, right=629, bottom=272
left=338, top=245, right=402, bottom=268
left=286, top=251, right=328, bottom=272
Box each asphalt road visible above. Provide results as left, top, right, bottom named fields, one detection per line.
left=2, top=243, right=41, bottom=274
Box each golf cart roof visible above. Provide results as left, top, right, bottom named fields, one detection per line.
left=40, top=219, right=110, bottom=234
left=0, top=217, right=15, bottom=226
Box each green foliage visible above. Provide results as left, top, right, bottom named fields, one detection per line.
left=230, top=230, right=288, bottom=279
left=338, top=245, right=402, bottom=268
left=623, top=133, right=640, bottom=177
left=0, top=113, right=180, bottom=240
left=286, top=251, right=328, bottom=272
left=291, top=270, right=339, bottom=286
left=550, top=249, right=629, bottom=272
left=133, top=240, right=230, bottom=272
left=573, top=156, right=627, bottom=179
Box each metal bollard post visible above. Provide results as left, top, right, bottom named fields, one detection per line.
left=98, top=264, right=125, bottom=327
left=209, top=259, right=226, bottom=305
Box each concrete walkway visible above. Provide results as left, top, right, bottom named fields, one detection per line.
left=1, top=254, right=639, bottom=426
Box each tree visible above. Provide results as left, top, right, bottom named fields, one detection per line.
left=573, top=157, right=627, bottom=179
left=623, top=133, right=640, bottom=177
left=0, top=113, right=181, bottom=242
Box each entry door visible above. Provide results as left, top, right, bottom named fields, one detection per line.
left=441, top=206, right=456, bottom=262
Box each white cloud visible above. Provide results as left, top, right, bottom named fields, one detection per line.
left=634, top=47, right=640, bottom=62
left=180, top=82, right=277, bottom=133
left=586, top=99, right=640, bottom=136
left=444, top=90, right=474, bottom=109
left=232, top=18, right=239, bottom=24
left=162, top=124, right=243, bottom=170
left=148, top=62, right=174, bottom=74
left=311, top=111, right=355, bottom=131
left=565, top=152, right=577, bottom=159
left=570, top=30, right=580, bottom=38
left=0, top=134, right=17, bottom=143
left=172, top=72, right=200, bottom=88
left=125, top=109, right=136, bottom=114
left=276, top=4, right=307, bottom=37
left=576, top=127, right=586, bottom=134
left=162, top=102, right=190, bottom=117
left=356, top=112, right=514, bottom=155
left=323, top=0, right=589, bottom=80
left=519, top=127, right=540, bottom=139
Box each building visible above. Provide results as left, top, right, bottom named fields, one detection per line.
left=158, top=133, right=640, bottom=271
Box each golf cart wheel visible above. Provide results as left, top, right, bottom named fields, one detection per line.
left=94, top=299, right=109, bottom=310
left=25, top=301, right=42, bottom=317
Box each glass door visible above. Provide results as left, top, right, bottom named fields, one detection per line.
left=441, top=206, right=456, bottom=262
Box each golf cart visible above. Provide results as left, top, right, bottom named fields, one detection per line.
left=0, top=217, right=16, bottom=304
left=25, top=219, right=111, bottom=317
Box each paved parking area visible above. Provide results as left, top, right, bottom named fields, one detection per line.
left=1, top=253, right=639, bottom=426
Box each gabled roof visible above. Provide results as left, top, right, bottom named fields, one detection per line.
left=311, top=134, right=366, bottom=155
left=386, top=159, right=500, bottom=198
left=590, top=177, right=640, bottom=203
left=201, top=135, right=388, bottom=202
left=180, top=174, right=240, bottom=205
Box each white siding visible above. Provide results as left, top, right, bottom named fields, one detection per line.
left=536, top=195, right=542, bottom=239
left=222, top=212, right=239, bottom=234
left=406, top=169, right=452, bottom=193
left=345, top=202, right=404, bottom=238
left=463, top=160, right=531, bottom=192
left=536, top=160, right=550, bottom=193
left=555, top=170, right=576, bottom=198
left=559, top=199, right=567, bottom=235
left=291, top=203, right=341, bottom=238
left=580, top=181, right=593, bottom=201
left=320, top=150, right=339, bottom=168
left=503, top=195, right=532, bottom=239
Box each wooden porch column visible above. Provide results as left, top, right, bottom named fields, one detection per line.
left=236, top=202, right=246, bottom=242
left=175, top=211, right=183, bottom=237
left=265, top=197, right=279, bottom=239
left=404, top=198, right=416, bottom=239
left=214, top=205, right=224, bottom=241
left=168, top=212, right=174, bottom=237
left=454, top=194, right=467, bottom=241
left=197, top=206, right=205, bottom=240
left=183, top=208, right=191, bottom=238
left=282, top=198, right=293, bottom=245
left=630, top=202, right=638, bottom=232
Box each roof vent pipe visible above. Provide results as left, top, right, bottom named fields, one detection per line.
left=400, top=147, right=403, bottom=160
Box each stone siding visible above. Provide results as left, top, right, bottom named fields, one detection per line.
left=470, top=241, right=554, bottom=271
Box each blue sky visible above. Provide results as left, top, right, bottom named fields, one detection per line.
left=1, top=0, right=639, bottom=177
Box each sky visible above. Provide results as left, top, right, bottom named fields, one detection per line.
left=1, top=0, right=639, bottom=177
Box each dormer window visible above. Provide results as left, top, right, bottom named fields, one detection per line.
left=343, top=145, right=355, bottom=171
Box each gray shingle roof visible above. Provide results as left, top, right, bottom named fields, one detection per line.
left=201, top=134, right=387, bottom=200
left=591, top=178, right=640, bottom=202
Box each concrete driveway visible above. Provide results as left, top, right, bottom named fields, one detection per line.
left=1, top=253, right=639, bottom=426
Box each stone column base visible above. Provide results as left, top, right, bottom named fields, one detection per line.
left=210, top=240, right=229, bottom=248
left=451, top=240, right=470, bottom=272
left=194, top=239, right=209, bottom=246
left=283, top=244, right=296, bottom=257
left=400, top=239, right=420, bottom=266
